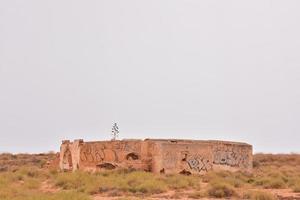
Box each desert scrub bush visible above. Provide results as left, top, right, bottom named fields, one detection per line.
left=0, top=172, right=11, bottom=186
left=286, top=177, right=300, bottom=191
left=0, top=169, right=49, bottom=199
left=201, top=171, right=233, bottom=183
left=66, top=170, right=201, bottom=195
left=202, top=170, right=249, bottom=188
left=6, top=166, right=48, bottom=190
left=243, top=190, right=276, bottom=200
left=266, top=177, right=286, bottom=189
left=48, top=190, right=91, bottom=200
left=0, top=170, right=89, bottom=200
left=53, top=170, right=168, bottom=195
left=163, top=174, right=200, bottom=190
left=14, top=166, right=48, bottom=181
left=23, top=178, right=40, bottom=189
left=0, top=190, right=91, bottom=200
left=207, top=182, right=237, bottom=198
left=54, top=171, right=99, bottom=193
left=108, top=170, right=167, bottom=194
left=0, top=184, right=18, bottom=200
left=292, top=182, right=300, bottom=193
left=113, top=170, right=200, bottom=193
left=254, top=177, right=286, bottom=189
left=254, top=154, right=300, bottom=168
left=130, top=178, right=167, bottom=194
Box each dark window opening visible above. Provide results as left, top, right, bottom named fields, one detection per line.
left=179, top=169, right=191, bottom=176
left=126, top=153, right=139, bottom=160
left=182, top=153, right=188, bottom=161
left=96, top=163, right=116, bottom=170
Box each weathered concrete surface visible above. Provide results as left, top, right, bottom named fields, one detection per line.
left=60, top=139, right=252, bottom=174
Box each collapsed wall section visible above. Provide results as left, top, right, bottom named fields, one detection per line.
left=60, top=139, right=154, bottom=172
left=59, top=139, right=82, bottom=171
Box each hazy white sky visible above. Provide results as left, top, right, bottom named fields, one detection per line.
left=0, top=0, right=299, bottom=153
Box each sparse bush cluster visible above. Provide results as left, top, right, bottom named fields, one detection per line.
left=1, top=153, right=300, bottom=199
left=0, top=153, right=57, bottom=171
left=52, top=170, right=200, bottom=195
left=292, top=181, right=300, bottom=193
left=0, top=166, right=91, bottom=200
left=243, top=191, right=276, bottom=200
left=207, top=182, right=237, bottom=198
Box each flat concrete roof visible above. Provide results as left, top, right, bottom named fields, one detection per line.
left=69, top=138, right=252, bottom=147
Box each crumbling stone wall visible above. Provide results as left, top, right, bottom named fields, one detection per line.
left=59, top=139, right=252, bottom=174
left=152, top=140, right=252, bottom=174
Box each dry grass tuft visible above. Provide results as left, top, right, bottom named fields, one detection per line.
left=292, top=182, right=300, bottom=193
left=207, top=182, right=237, bottom=198
left=1, top=153, right=300, bottom=199
left=243, top=190, right=276, bottom=200
left=254, top=177, right=286, bottom=189
left=52, top=170, right=200, bottom=195
left=163, top=174, right=200, bottom=190
left=202, top=170, right=251, bottom=189
left=0, top=165, right=90, bottom=200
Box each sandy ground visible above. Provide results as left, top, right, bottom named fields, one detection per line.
left=93, top=196, right=224, bottom=200
left=92, top=189, right=300, bottom=200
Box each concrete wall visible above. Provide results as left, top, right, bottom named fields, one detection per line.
left=59, top=139, right=252, bottom=174
left=59, top=139, right=82, bottom=171
left=151, top=139, right=252, bottom=174
left=78, top=139, right=153, bottom=171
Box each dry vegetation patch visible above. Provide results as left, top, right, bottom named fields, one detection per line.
left=1, top=153, right=300, bottom=199
left=207, top=182, right=237, bottom=198
left=243, top=190, right=276, bottom=200
left=52, top=170, right=200, bottom=195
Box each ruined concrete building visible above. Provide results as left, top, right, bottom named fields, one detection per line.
left=60, top=139, right=252, bottom=174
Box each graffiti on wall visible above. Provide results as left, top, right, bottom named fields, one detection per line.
left=186, top=155, right=212, bottom=172
left=213, top=145, right=250, bottom=168
left=80, top=146, right=109, bottom=162
left=162, top=150, right=213, bottom=173
left=80, top=141, right=141, bottom=164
